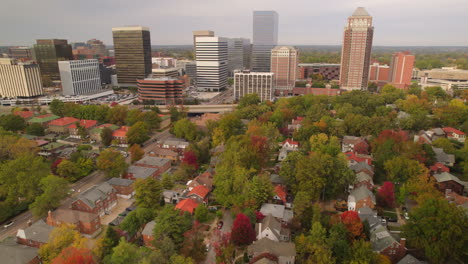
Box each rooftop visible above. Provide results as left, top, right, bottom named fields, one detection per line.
left=107, top=177, right=134, bottom=187
left=75, top=182, right=115, bottom=209
left=350, top=186, right=376, bottom=203
left=28, top=114, right=60, bottom=123
left=188, top=185, right=210, bottom=199
left=248, top=237, right=296, bottom=257
left=351, top=7, right=371, bottom=17
left=49, top=208, right=99, bottom=224
left=127, top=166, right=158, bottom=179
left=0, top=238, right=38, bottom=264
left=135, top=156, right=171, bottom=168
left=16, top=219, right=54, bottom=244
left=175, top=198, right=199, bottom=214
left=48, top=117, right=79, bottom=127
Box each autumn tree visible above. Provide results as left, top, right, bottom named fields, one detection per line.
left=127, top=121, right=149, bottom=145
left=51, top=247, right=95, bottom=264
left=180, top=222, right=207, bottom=263
left=128, top=144, right=144, bottom=163
left=39, top=224, right=88, bottom=263
left=96, top=148, right=127, bottom=178
left=377, top=182, right=395, bottom=208
left=384, top=156, right=427, bottom=183
left=327, top=223, right=351, bottom=263
left=107, top=238, right=165, bottom=264
left=212, top=113, right=244, bottom=146
left=231, top=213, right=256, bottom=246
left=134, top=177, right=162, bottom=211
left=403, top=198, right=468, bottom=263
left=94, top=226, right=120, bottom=260
left=107, top=105, right=127, bottom=125
left=340, top=211, right=363, bottom=240
left=296, top=222, right=335, bottom=264
left=181, top=150, right=199, bottom=170
left=161, top=173, right=174, bottom=190
left=348, top=240, right=380, bottom=264
left=247, top=174, right=273, bottom=208
left=30, top=175, right=69, bottom=219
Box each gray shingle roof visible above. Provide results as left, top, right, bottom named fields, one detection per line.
left=370, top=224, right=399, bottom=252
left=17, top=219, right=54, bottom=244
left=432, top=147, right=455, bottom=164
left=350, top=186, right=375, bottom=204
left=397, top=254, right=424, bottom=264
left=433, top=172, right=466, bottom=186
left=135, top=156, right=171, bottom=168
left=127, top=165, right=158, bottom=179
left=76, top=182, right=115, bottom=209
left=259, top=214, right=281, bottom=238
left=248, top=237, right=296, bottom=257
left=142, top=221, right=156, bottom=236
left=349, top=162, right=374, bottom=174
left=107, top=177, right=134, bottom=187
left=0, top=238, right=38, bottom=264
left=356, top=171, right=373, bottom=183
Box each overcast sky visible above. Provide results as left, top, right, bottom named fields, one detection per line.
left=1, top=0, right=467, bottom=46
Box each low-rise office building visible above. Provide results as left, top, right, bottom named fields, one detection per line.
left=137, top=77, right=184, bottom=104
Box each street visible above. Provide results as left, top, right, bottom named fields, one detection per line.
left=204, top=209, right=233, bottom=264
left=207, top=87, right=233, bottom=105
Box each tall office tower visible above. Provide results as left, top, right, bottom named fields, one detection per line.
left=227, top=38, right=245, bottom=76
left=112, top=26, right=152, bottom=85
left=339, top=7, right=374, bottom=90
left=8, top=47, right=33, bottom=61
left=195, top=37, right=228, bottom=92
left=242, top=38, right=252, bottom=70
left=251, top=11, right=278, bottom=72
left=234, top=71, right=274, bottom=102
left=0, top=58, right=43, bottom=97
left=271, top=46, right=298, bottom=90
left=192, top=30, right=214, bottom=48
left=33, top=39, right=73, bottom=81
left=389, top=51, right=415, bottom=89
left=87, top=39, right=107, bottom=57
left=58, top=59, right=102, bottom=95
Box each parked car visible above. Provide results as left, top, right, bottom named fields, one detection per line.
left=404, top=212, right=410, bottom=220
left=217, top=221, right=223, bottom=230
left=126, top=206, right=136, bottom=212
left=387, top=217, right=397, bottom=222
left=4, top=221, right=14, bottom=228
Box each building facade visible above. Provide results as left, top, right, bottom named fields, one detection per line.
left=86, top=39, right=107, bottom=57
left=151, top=68, right=180, bottom=78
left=271, top=46, right=298, bottom=90
left=192, top=30, right=214, bottom=48
left=8, top=47, right=33, bottom=61
left=137, top=77, right=184, bottom=104
left=251, top=11, right=279, bottom=72
left=227, top=38, right=246, bottom=76
left=369, top=63, right=390, bottom=82
left=234, top=71, right=274, bottom=102
left=389, top=51, right=415, bottom=89
left=297, top=63, right=340, bottom=81
left=33, top=39, right=73, bottom=81
left=339, top=7, right=374, bottom=90
left=195, top=37, right=228, bottom=92
left=112, top=26, right=152, bottom=85
left=0, top=59, right=43, bottom=97
left=58, top=59, right=102, bottom=95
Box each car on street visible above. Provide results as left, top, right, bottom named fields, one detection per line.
left=217, top=221, right=223, bottom=230
left=3, top=221, right=14, bottom=229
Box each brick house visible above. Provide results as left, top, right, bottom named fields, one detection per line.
left=71, top=182, right=117, bottom=217
left=370, top=224, right=406, bottom=263
left=134, top=156, right=171, bottom=175
left=90, top=124, right=119, bottom=143
left=68, top=119, right=98, bottom=138
left=354, top=171, right=374, bottom=190
left=287, top=116, right=304, bottom=133
left=248, top=237, right=296, bottom=264
left=47, top=117, right=79, bottom=134
left=187, top=171, right=213, bottom=191
left=342, top=136, right=369, bottom=154
left=112, top=126, right=130, bottom=147
left=125, top=166, right=159, bottom=180
left=443, top=127, right=466, bottom=143
left=191, top=113, right=221, bottom=131
left=142, top=221, right=156, bottom=247
left=0, top=238, right=41, bottom=264
left=156, top=137, right=190, bottom=154
left=345, top=152, right=372, bottom=166
left=148, top=147, right=180, bottom=162
left=348, top=186, right=376, bottom=211
left=175, top=198, right=200, bottom=215
left=273, top=185, right=287, bottom=204
left=429, top=162, right=450, bottom=174
left=281, top=138, right=299, bottom=151
left=349, top=162, right=375, bottom=178
left=16, top=219, right=54, bottom=248
left=187, top=185, right=210, bottom=204
left=107, top=178, right=134, bottom=199
left=433, top=172, right=466, bottom=195
left=46, top=209, right=101, bottom=237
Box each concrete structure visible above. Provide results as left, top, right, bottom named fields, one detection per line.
left=112, top=26, right=152, bottom=85
left=151, top=67, right=179, bottom=78
left=417, top=67, right=468, bottom=81
left=137, top=77, right=184, bottom=104
left=389, top=51, right=415, bottom=89
left=0, top=59, right=43, bottom=97
left=195, top=37, right=228, bottom=92
left=271, top=46, right=298, bottom=90
left=420, top=78, right=468, bottom=91
left=340, top=7, right=374, bottom=90
left=234, top=71, right=274, bottom=102
left=369, top=63, right=390, bottom=83
left=8, top=47, right=33, bottom=61
left=192, top=30, right=214, bottom=48
left=251, top=11, right=279, bottom=72
left=33, top=39, right=73, bottom=80
left=58, top=59, right=102, bottom=95
left=297, top=63, right=340, bottom=80
left=152, top=57, right=177, bottom=68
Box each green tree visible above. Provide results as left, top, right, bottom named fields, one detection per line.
left=101, top=127, right=113, bottom=147
left=107, top=238, right=164, bottom=264
left=153, top=205, right=193, bottom=247
left=56, top=160, right=81, bottom=182
left=127, top=121, right=149, bottom=145
left=120, top=208, right=154, bottom=236
left=328, top=223, right=351, bottom=263
left=384, top=156, right=427, bottom=183
left=95, top=226, right=120, bottom=260
left=96, top=148, right=127, bottom=178
left=237, top=93, right=261, bottom=108
left=49, top=99, right=65, bottom=116
left=107, top=105, right=128, bottom=126
left=212, top=113, right=244, bottom=145
left=142, top=111, right=161, bottom=130
left=0, top=114, right=26, bottom=131
left=348, top=240, right=379, bottom=264
left=194, top=205, right=209, bottom=222
left=161, top=173, right=174, bottom=190
left=296, top=222, right=335, bottom=264
left=26, top=123, right=45, bottom=136
left=403, top=198, right=468, bottom=263
left=247, top=174, right=273, bottom=208
left=172, top=118, right=197, bottom=141
left=30, top=175, right=69, bottom=219
left=135, top=177, right=162, bottom=210
left=126, top=109, right=143, bottom=126
left=128, top=144, right=144, bottom=163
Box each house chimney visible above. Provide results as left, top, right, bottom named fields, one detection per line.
left=400, top=238, right=406, bottom=248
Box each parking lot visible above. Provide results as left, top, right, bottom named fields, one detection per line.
left=100, top=198, right=134, bottom=225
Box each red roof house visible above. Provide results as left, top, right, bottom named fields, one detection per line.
left=112, top=126, right=130, bottom=146
left=443, top=127, right=466, bottom=142
left=345, top=152, right=372, bottom=166
left=48, top=117, right=79, bottom=134
left=274, top=185, right=287, bottom=203
left=68, top=119, right=98, bottom=138
left=13, top=111, right=34, bottom=119
left=429, top=162, right=450, bottom=174
left=187, top=185, right=210, bottom=204
left=175, top=199, right=200, bottom=214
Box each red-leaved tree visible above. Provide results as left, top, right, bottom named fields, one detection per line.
left=378, top=181, right=395, bottom=208
left=51, top=247, right=95, bottom=264
left=340, top=211, right=363, bottom=240
left=255, top=211, right=265, bottom=222
left=51, top=158, right=63, bottom=175
left=231, top=213, right=256, bottom=246
left=182, top=150, right=199, bottom=170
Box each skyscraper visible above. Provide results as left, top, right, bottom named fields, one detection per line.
left=251, top=11, right=278, bottom=72
left=339, top=7, right=374, bottom=90
left=0, top=58, right=43, bottom=97
left=389, top=51, right=415, bottom=89
left=195, top=37, right=228, bottom=92
left=271, top=46, right=298, bottom=90
left=33, top=39, right=73, bottom=81
left=227, top=38, right=246, bottom=76
left=112, top=26, right=152, bottom=85
left=87, top=39, right=107, bottom=57
left=58, top=59, right=102, bottom=95
left=193, top=30, right=215, bottom=48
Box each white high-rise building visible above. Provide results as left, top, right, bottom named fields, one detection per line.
left=195, top=37, right=228, bottom=92
left=251, top=11, right=279, bottom=72
left=0, top=58, right=43, bottom=97
left=234, top=71, right=274, bottom=102
left=58, top=59, right=102, bottom=95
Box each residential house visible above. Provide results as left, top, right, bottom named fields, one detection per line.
left=16, top=219, right=54, bottom=248
left=125, top=166, right=159, bottom=180
left=354, top=171, right=374, bottom=190
left=46, top=209, right=101, bottom=236
left=345, top=152, right=372, bottom=166
left=260, top=203, right=294, bottom=224
left=71, top=182, right=118, bottom=217
left=287, top=116, right=304, bottom=132
left=432, top=147, right=455, bottom=167
left=349, top=162, right=375, bottom=178
left=429, top=162, right=450, bottom=174
left=278, top=139, right=299, bottom=162
left=68, top=119, right=97, bottom=138
left=342, top=136, right=369, bottom=154
left=358, top=206, right=385, bottom=227
left=27, top=114, right=59, bottom=127
left=90, top=124, right=119, bottom=143
left=397, top=254, right=425, bottom=264
left=156, top=137, right=189, bottom=154
left=433, top=172, right=466, bottom=195
left=348, top=186, right=376, bottom=211
left=0, top=238, right=40, bottom=264
left=444, top=189, right=468, bottom=207
left=175, top=198, right=200, bottom=214
left=370, top=224, right=406, bottom=263
left=191, top=113, right=221, bottom=131
left=47, top=117, right=79, bottom=134
left=273, top=185, right=292, bottom=209
left=148, top=147, right=179, bottom=162
left=107, top=178, right=134, bottom=198
left=134, top=156, right=172, bottom=174
left=443, top=127, right=466, bottom=143
left=414, top=128, right=445, bottom=144
left=187, top=171, right=214, bottom=191
left=13, top=110, right=34, bottom=120
left=247, top=237, right=296, bottom=264
left=142, top=221, right=156, bottom=247
left=187, top=185, right=210, bottom=204
left=163, top=190, right=181, bottom=204
left=256, top=214, right=290, bottom=242
left=270, top=173, right=285, bottom=186
left=112, top=126, right=130, bottom=147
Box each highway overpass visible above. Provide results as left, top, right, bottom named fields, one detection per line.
left=156, top=104, right=238, bottom=113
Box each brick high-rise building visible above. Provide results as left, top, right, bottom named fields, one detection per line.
left=369, top=63, right=390, bottom=82
left=33, top=39, right=73, bottom=81
left=8, top=47, right=33, bottom=61
left=339, top=7, right=374, bottom=90
left=251, top=11, right=278, bottom=72
left=297, top=63, right=341, bottom=81
left=389, top=51, right=415, bottom=89
left=112, top=26, right=152, bottom=85
left=271, top=46, right=298, bottom=90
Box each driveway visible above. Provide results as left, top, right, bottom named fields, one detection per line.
left=203, top=209, right=233, bottom=264
left=100, top=198, right=134, bottom=225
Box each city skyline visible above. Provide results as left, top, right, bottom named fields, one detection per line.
left=1, top=0, right=467, bottom=47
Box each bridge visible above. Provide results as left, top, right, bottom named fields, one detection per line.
left=150, top=104, right=238, bottom=113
